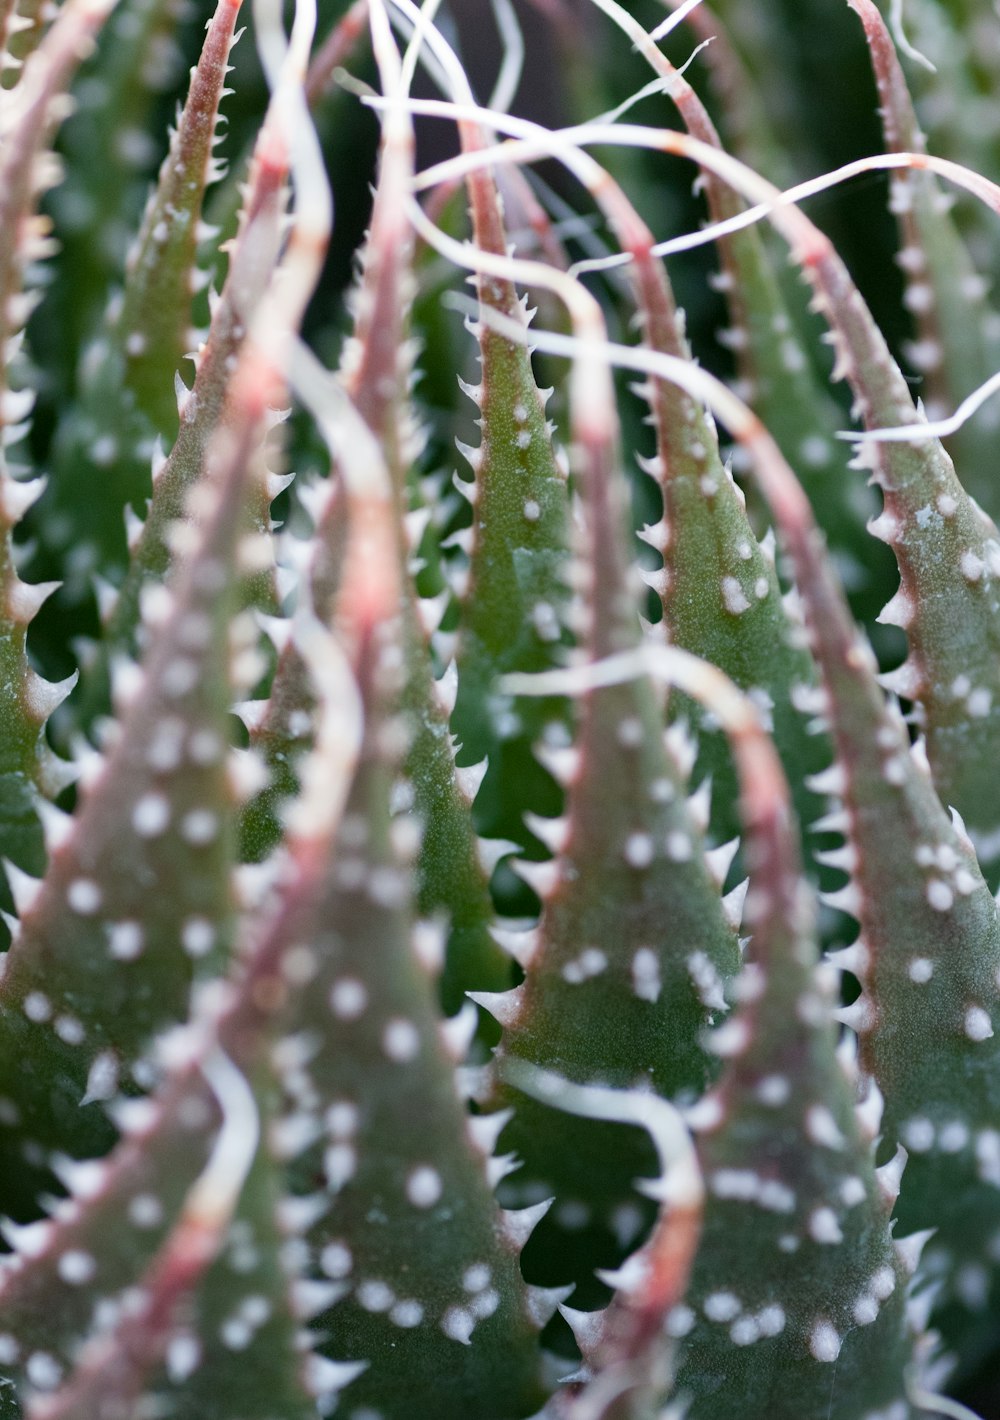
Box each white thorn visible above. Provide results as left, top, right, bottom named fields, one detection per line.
left=124, top=504, right=145, bottom=553
left=455, top=757, right=488, bottom=802
left=418, top=588, right=452, bottom=637
left=876, top=1144, right=908, bottom=1207
left=535, top=743, right=580, bottom=788
left=82, top=1051, right=121, bottom=1108
left=637, top=519, right=670, bottom=553
left=949, top=805, right=974, bottom=849
left=454, top=441, right=481, bottom=478
left=489, top=923, right=541, bottom=969
left=512, top=858, right=560, bottom=899
left=835, top=1029, right=858, bottom=1075
left=292, top=1278, right=348, bottom=1319
left=476, top=837, right=519, bottom=877
left=879, top=660, right=923, bottom=700
left=806, top=763, right=847, bottom=797
left=705, top=837, right=739, bottom=887
left=639, top=566, right=670, bottom=597
left=0, top=1217, right=51, bottom=1258
left=276, top=1193, right=329, bottom=1234
left=821, top=882, right=863, bottom=918
left=687, top=778, right=712, bottom=833
left=487, top=1152, right=520, bottom=1188
left=433, top=660, right=458, bottom=718
left=524, top=812, right=570, bottom=855
left=558, top=1302, right=605, bottom=1359
left=456, top=375, right=482, bottom=406
left=35, top=798, right=74, bottom=853
left=174, top=370, right=190, bottom=417
left=232, top=698, right=271, bottom=734
left=834, top=996, right=876, bottom=1034
left=256, top=613, right=292, bottom=654
left=721, top=879, right=749, bottom=930
left=877, top=587, right=914, bottom=630
left=92, top=574, right=118, bottom=624
left=910, top=737, right=931, bottom=775
left=448, top=562, right=471, bottom=602
left=467, top=1108, right=514, bottom=1157
left=24, top=669, right=78, bottom=722
left=595, top=1255, right=649, bottom=1294
left=49, top=1154, right=107, bottom=1200
left=664, top=719, right=697, bottom=780
left=7, top=577, right=59, bottom=624
left=525, top=1282, right=574, bottom=1327
left=500, top=1196, right=554, bottom=1250
left=855, top=1078, right=885, bottom=1138
left=1, top=474, right=45, bottom=523
left=150, top=436, right=168, bottom=483
left=825, top=941, right=869, bottom=977
left=266, top=471, right=296, bottom=502
left=467, top=986, right=525, bottom=1028
left=895, top=1228, right=936, bottom=1277
left=2, top=859, right=42, bottom=917
left=438, top=1001, right=479, bottom=1061
left=814, top=843, right=858, bottom=874
left=404, top=506, right=433, bottom=548
left=306, top=1355, right=368, bottom=1401
left=440, top=526, right=474, bottom=555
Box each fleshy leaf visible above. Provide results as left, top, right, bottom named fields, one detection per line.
left=77, top=106, right=289, bottom=729
left=662, top=0, right=797, bottom=185
left=0, top=382, right=267, bottom=1199
left=241, top=48, right=509, bottom=1005
left=263, top=384, right=548, bottom=1420
left=490, top=290, right=739, bottom=1296
left=874, top=0, right=1000, bottom=279
left=622, top=202, right=828, bottom=851
left=512, top=1070, right=703, bottom=1418
left=752, top=402, right=1000, bottom=1381
left=668, top=710, right=918, bottom=1420
left=699, top=346, right=1000, bottom=1384
left=0, top=852, right=330, bottom=1417
left=41, top=0, right=191, bottom=375
left=654, top=126, right=1000, bottom=887
left=36, top=0, right=242, bottom=594
left=449, top=120, right=572, bottom=844
left=848, top=0, right=1000, bottom=520
left=338, top=51, right=511, bottom=1000
left=0, top=0, right=115, bottom=911
left=596, top=1, right=887, bottom=615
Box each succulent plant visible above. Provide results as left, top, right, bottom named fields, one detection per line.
left=6, top=0, right=1000, bottom=1416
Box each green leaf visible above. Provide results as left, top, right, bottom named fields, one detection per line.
left=36, top=0, right=242, bottom=594
left=489, top=334, right=739, bottom=1300
left=0, top=394, right=265, bottom=1199
left=848, top=0, right=1000, bottom=523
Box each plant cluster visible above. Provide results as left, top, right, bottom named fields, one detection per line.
left=3, top=0, right=1000, bottom=1417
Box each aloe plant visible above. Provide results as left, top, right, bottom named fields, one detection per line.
left=6, top=0, right=1000, bottom=1417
